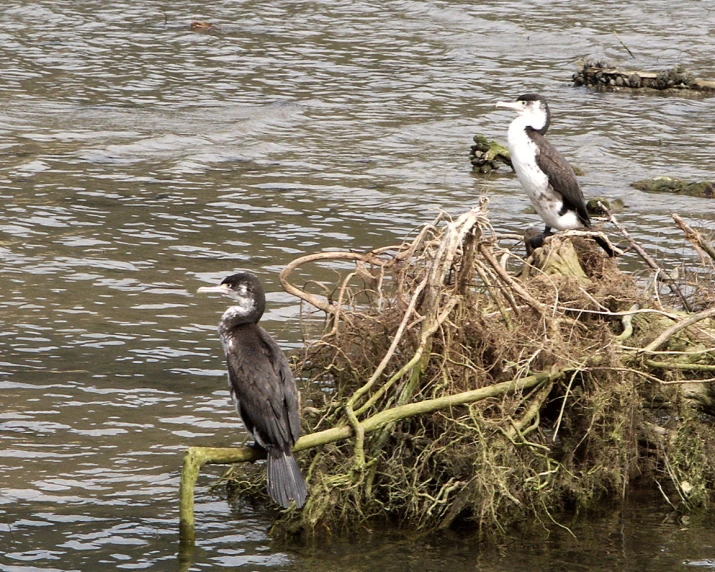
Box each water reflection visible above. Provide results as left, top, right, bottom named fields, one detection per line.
left=1, top=0, right=714, bottom=569
left=289, top=494, right=715, bottom=572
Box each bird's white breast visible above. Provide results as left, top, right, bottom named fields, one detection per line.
left=507, top=122, right=580, bottom=231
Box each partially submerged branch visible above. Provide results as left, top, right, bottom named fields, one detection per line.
left=673, top=214, right=715, bottom=265
left=573, top=62, right=715, bottom=92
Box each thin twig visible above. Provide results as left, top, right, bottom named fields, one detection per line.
left=479, top=243, right=546, bottom=315
left=613, top=30, right=636, bottom=59
left=552, top=370, right=579, bottom=442
left=615, top=303, right=639, bottom=342
left=329, top=271, right=357, bottom=337
left=280, top=251, right=392, bottom=314
left=672, top=214, right=715, bottom=266
left=354, top=298, right=459, bottom=417
left=598, top=202, right=691, bottom=311
left=347, top=275, right=429, bottom=409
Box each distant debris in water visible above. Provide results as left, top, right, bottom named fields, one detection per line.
left=190, top=21, right=216, bottom=32
left=632, top=177, right=715, bottom=199
left=573, top=61, right=715, bottom=93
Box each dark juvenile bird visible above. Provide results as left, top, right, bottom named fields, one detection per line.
left=495, top=93, right=614, bottom=256
left=197, top=271, right=307, bottom=508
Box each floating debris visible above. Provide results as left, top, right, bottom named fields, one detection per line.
left=190, top=21, right=216, bottom=32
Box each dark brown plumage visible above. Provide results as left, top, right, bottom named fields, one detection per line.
left=528, top=129, right=591, bottom=228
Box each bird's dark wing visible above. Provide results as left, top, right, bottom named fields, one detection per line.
left=224, top=326, right=300, bottom=450
left=530, top=131, right=591, bottom=227
left=257, top=326, right=302, bottom=444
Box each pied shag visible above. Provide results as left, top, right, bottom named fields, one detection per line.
left=197, top=271, right=307, bottom=508
left=495, top=93, right=614, bottom=256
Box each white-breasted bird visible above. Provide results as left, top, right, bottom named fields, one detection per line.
left=496, top=93, right=614, bottom=256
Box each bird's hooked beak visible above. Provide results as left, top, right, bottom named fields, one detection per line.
left=197, top=283, right=231, bottom=295
left=495, top=100, right=523, bottom=112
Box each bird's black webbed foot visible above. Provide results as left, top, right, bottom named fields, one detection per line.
left=525, top=226, right=553, bottom=255
left=528, top=233, right=546, bottom=250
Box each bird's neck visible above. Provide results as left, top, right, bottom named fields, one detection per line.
left=507, top=118, right=538, bottom=160
left=507, top=117, right=531, bottom=146
left=220, top=303, right=260, bottom=330
left=507, top=114, right=548, bottom=145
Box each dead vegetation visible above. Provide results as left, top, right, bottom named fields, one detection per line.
left=224, top=199, right=715, bottom=536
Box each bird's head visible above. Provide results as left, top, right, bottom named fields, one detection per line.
left=496, top=94, right=551, bottom=134
left=197, top=271, right=266, bottom=322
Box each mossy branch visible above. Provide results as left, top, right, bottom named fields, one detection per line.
left=179, top=369, right=557, bottom=544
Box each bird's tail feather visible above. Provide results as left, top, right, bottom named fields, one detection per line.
left=267, top=449, right=307, bottom=508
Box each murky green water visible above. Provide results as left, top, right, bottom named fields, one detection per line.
left=1, top=1, right=714, bottom=570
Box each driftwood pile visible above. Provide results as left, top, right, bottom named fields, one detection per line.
left=212, top=200, right=715, bottom=536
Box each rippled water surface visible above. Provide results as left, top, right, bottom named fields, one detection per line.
left=2, top=1, right=714, bottom=570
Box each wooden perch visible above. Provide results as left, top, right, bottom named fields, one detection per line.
left=179, top=370, right=558, bottom=545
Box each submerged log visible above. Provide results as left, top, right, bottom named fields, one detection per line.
left=632, top=177, right=715, bottom=199
left=573, top=61, right=715, bottom=92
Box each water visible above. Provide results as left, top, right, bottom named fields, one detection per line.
left=1, top=1, right=714, bottom=570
